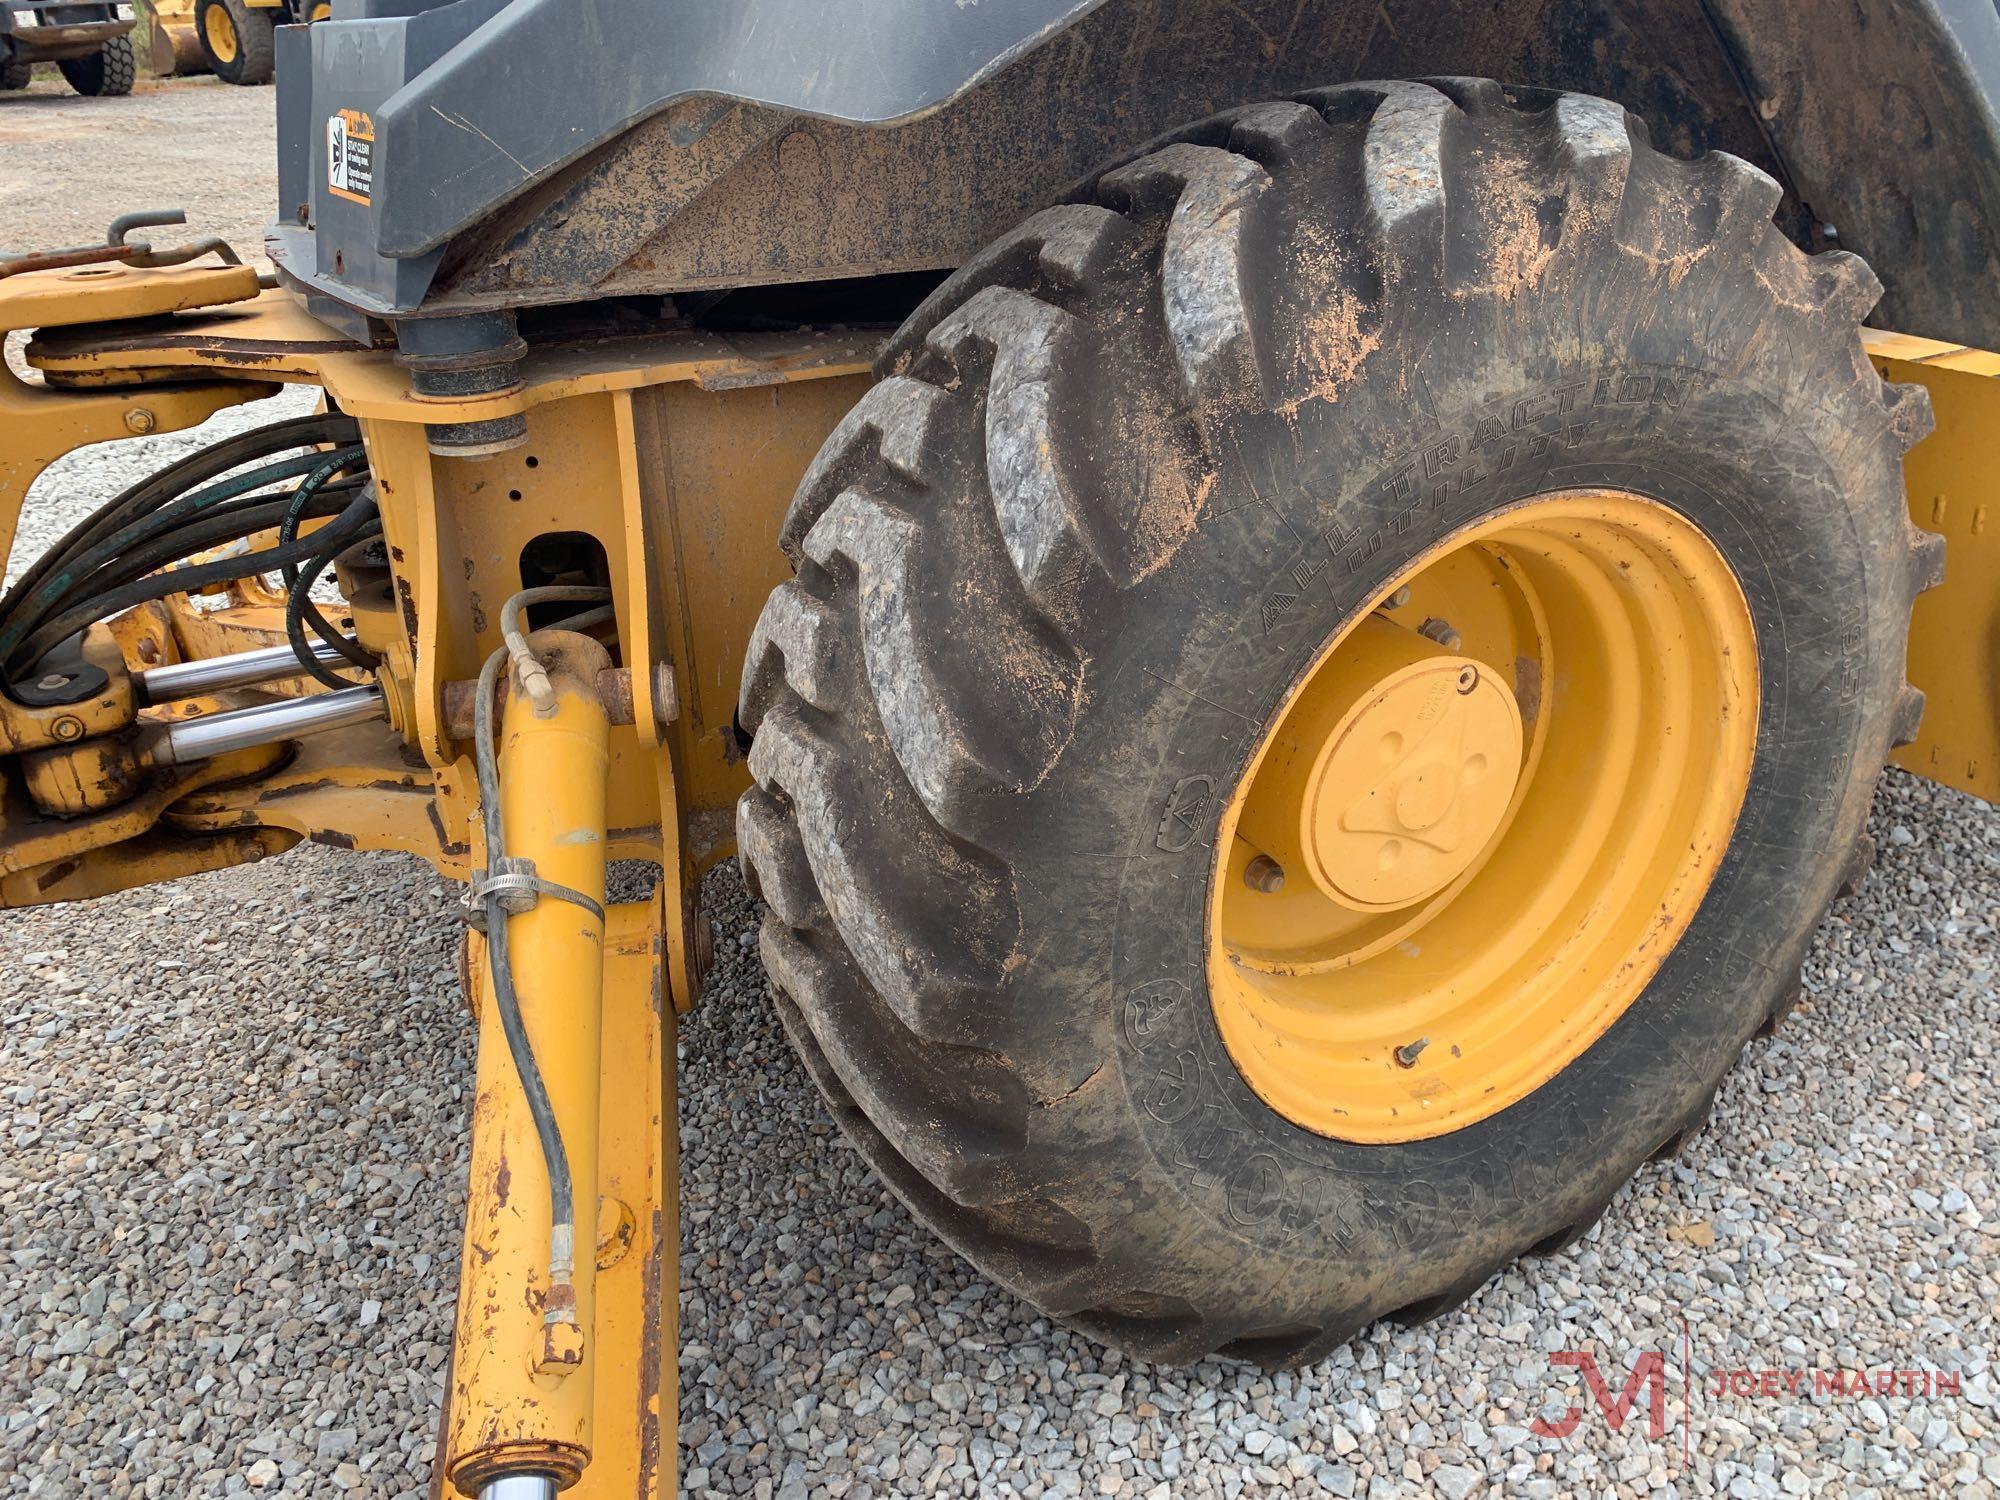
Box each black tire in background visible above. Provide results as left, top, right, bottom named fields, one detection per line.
left=195, top=0, right=274, bottom=85
left=57, top=32, right=134, bottom=95
left=1, top=56, right=32, bottom=90
left=736, top=79, right=1941, bottom=1364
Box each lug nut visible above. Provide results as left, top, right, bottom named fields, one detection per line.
left=1381, top=585, right=1413, bottom=610
left=1418, top=617, right=1462, bottom=651
left=1394, top=1036, right=1431, bottom=1068
left=1243, top=854, right=1286, bottom=894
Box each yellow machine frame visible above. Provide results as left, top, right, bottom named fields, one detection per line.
left=1, top=255, right=1994, bottom=1497
left=1, top=258, right=872, bottom=1497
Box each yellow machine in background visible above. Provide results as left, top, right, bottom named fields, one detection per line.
left=142, top=0, right=317, bottom=84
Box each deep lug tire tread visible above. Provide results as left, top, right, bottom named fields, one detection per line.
left=58, top=33, right=135, bottom=96
left=739, top=79, right=1929, bottom=1364
left=195, top=0, right=275, bottom=85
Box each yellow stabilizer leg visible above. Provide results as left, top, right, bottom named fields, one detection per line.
left=578, top=901, right=679, bottom=1500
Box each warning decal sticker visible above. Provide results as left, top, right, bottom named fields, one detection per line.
left=327, top=108, right=375, bottom=205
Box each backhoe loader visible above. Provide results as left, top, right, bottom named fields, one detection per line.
left=3, top=1, right=1998, bottom=1494
left=142, top=0, right=325, bottom=86
left=1, top=1, right=135, bottom=95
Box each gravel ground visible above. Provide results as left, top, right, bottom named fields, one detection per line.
left=3, top=83, right=1998, bottom=1500
left=0, top=73, right=276, bottom=262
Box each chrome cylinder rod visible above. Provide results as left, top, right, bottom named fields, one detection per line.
left=153, top=685, right=385, bottom=767
left=478, top=1478, right=558, bottom=1500
left=137, top=638, right=360, bottom=704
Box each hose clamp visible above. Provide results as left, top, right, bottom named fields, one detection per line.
left=463, top=855, right=606, bottom=930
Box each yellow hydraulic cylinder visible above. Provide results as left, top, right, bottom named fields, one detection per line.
left=447, top=632, right=614, bottom=1496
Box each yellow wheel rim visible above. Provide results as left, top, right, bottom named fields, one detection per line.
left=203, top=3, right=239, bottom=63
left=1208, top=490, right=1759, bottom=1143
left=307, top=2, right=330, bottom=21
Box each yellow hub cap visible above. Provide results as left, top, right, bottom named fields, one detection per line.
left=204, top=4, right=239, bottom=63
left=1209, top=490, right=1759, bottom=1143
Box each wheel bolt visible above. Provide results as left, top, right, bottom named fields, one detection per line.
left=1394, top=1036, right=1431, bottom=1068
left=1243, top=854, right=1286, bottom=894
left=1418, top=617, right=1462, bottom=651
left=1380, top=585, right=1412, bottom=610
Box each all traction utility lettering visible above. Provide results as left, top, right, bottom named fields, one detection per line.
left=1273, top=366, right=1706, bottom=618
left=1707, top=1368, right=1964, bottom=1398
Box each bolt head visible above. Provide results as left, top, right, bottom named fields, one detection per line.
left=36, top=673, right=70, bottom=691
left=124, top=408, right=157, bottom=435
left=1243, top=854, right=1286, bottom=894
left=51, top=716, right=85, bottom=743
left=651, top=663, right=680, bottom=726
left=1418, top=617, right=1463, bottom=651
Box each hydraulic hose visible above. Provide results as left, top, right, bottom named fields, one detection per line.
left=471, top=586, right=613, bottom=1310
left=0, top=417, right=372, bottom=687
left=284, top=521, right=385, bottom=691
left=8, top=490, right=383, bottom=677
left=0, top=412, right=359, bottom=628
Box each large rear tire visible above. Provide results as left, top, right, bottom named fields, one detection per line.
left=736, top=79, right=1940, bottom=1363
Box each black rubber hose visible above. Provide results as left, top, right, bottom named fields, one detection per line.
left=0, top=412, right=359, bottom=625
left=9, top=492, right=382, bottom=678
left=284, top=526, right=384, bottom=690
left=471, top=643, right=577, bottom=1273
left=12, top=485, right=359, bottom=649
left=276, top=452, right=383, bottom=685
left=89, top=446, right=366, bottom=583
left=278, top=449, right=369, bottom=592
left=0, top=446, right=367, bottom=664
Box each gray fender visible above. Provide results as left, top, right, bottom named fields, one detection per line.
left=323, top=0, right=1108, bottom=263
